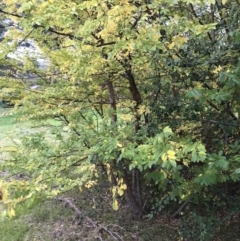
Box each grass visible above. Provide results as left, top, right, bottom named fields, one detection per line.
left=0, top=108, right=18, bottom=134
left=0, top=108, right=30, bottom=146
left=0, top=107, right=60, bottom=148
left=0, top=218, right=30, bottom=241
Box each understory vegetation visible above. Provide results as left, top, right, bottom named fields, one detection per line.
left=1, top=0, right=240, bottom=240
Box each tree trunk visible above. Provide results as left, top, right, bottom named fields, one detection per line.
left=123, top=168, right=143, bottom=220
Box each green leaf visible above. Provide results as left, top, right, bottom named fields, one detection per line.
left=216, top=158, right=228, bottom=171
left=169, top=160, right=176, bottom=168
left=186, top=89, right=202, bottom=100
left=222, top=0, right=228, bottom=5
left=163, top=126, right=172, bottom=137
left=234, top=168, right=240, bottom=174
left=195, top=171, right=217, bottom=186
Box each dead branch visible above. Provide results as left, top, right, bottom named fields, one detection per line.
left=56, top=197, right=125, bottom=241
left=171, top=200, right=190, bottom=219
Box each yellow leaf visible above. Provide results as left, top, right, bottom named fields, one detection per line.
left=162, top=153, right=167, bottom=161
left=222, top=0, right=227, bottom=5
left=117, top=188, right=124, bottom=196
left=168, top=42, right=175, bottom=50
left=85, top=181, right=95, bottom=188
left=167, top=150, right=176, bottom=160
left=120, top=183, right=127, bottom=190
left=8, top=208, right=15, bottom=218
left=168, top=36, right=188, bottom=49
left=169, top=155, right=176, bottom=160
left=112, top=186, right=117, bottom=197
left=117, top=178, right=124, bottom=185
left=183, top=161, right=189, bottom=166
left=213, top=65, right=222, bottom=74
left=120, top=113, right=133, bottom=121
left=107, top=175, right=112, bottom=182
left=106, top=163, right=111, bottom=181
left=2, top=188, right=8, bottom=202
left=112, top=199, right=119, bottom=210
left=117, top=143, right=123, bottom=147
left=167, top=150, right=175, bottom=156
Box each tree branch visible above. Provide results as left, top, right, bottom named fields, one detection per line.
left=171, top=200, right=190, bottom=218
left=0, top=8, right=22, bottom=18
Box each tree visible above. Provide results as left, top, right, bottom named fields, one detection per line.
left=0, top=0, right=240, bottom=221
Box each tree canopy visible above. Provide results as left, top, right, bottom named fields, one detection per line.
left=0, top=0, right=240, bottom=224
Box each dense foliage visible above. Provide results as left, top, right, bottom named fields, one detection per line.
left=0, top=0, right=240, bottom=226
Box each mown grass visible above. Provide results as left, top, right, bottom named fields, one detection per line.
left=0, top=108, right=20, bottom=134
left=0, top=108, right=30, bottom=147
left=0, top=219, right=30, bottom=241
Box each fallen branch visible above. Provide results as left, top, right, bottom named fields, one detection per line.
left=56, top=197, right=125, bottom=241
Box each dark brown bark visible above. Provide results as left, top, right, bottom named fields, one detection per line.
left=107, top=81, right=117, bottom=123
left=108, top=57, right=143, bottom=219
left=132, top=168, right=142, bottom=207
left=124, top=61, right=144, bottom=218
left=123, top=168, right=143, bottom=220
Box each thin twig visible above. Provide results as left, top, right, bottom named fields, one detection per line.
left=171, top=200, right=190, bottom=219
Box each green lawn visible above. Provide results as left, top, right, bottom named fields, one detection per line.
left=0, top=108, right=28, bottom=147
left=0, top=107, right=60, bottom=147
left=0, top=108, right=18, bottom=130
